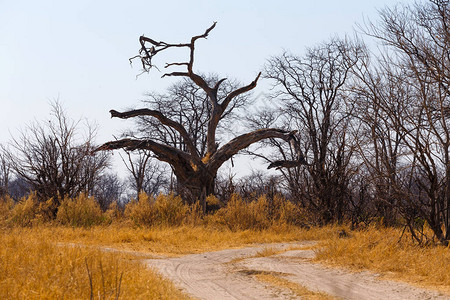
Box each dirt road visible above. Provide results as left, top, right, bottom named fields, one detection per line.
left=145, top=242, right=449, bottom=300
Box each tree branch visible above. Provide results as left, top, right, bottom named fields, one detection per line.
left=208, top=128, right=295, bottom=171
left=221, top=72, right=261, bottom=112
left=188, top=22, right=217, bottom=73
left=109, top=109, right=199, bottom=159
left=93, top=138, right=193, bottom=167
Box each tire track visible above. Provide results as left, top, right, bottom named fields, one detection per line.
left=145, top=242, right=450, bottom=300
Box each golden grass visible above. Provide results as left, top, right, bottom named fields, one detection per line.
left=0, top=223, right=338, bottom=299
left=0, top=228, right=191, bottom=300
left=24, top=224, right=336, bottom=256
left=256, top=273, right=338, bottom=299
left=254, top=246, right=282, bottom=258
left=3, top=222, right=450, bottom=297
left=4, top=192, right=450, bottom=296
left=315, top=226, right=450, bottom=293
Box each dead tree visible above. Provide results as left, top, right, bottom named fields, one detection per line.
left=95, top=23, right=296, bottom=212
left=362, top=0, right=450, bottom=244
left=120, top=149, right=168, bottom=200
left=0, top=150, right=10, bottom=197
left=264, top=38, right=364, bottom=224
left=6, top=102, right=109, bottom=212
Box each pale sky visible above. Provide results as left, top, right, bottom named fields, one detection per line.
left=0, top=0, right=407, bottom=177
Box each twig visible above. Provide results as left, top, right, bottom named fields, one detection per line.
left=100, top=260, right=106, bottom=299
left=85, top=258, right=94, bottom=300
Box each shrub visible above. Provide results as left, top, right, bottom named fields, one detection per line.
left=8, top=193, right=40, bottom=227
left=56, top=193, right=104, bottom=227
left=210, top=193, right=306, bottom=231
left=105, top=201, right=123, bottom=223
left=184, top=201, right=204, bottom=226
left=124, top=193, right=189, bottom=227
left=153, top=193, right=187, bottom=226
left=124, top=193, right=156, bottom=226
left=0, top=195, right=15, bottom=226
left=271, top=194, right=307, bottom=226
left=211, top=194, right=269, bottom=230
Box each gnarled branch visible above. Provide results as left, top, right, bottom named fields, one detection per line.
left=208, top=129, right=296, bottom=171
left=221, top=72, right=261, bottom=112
left=131, top=22, right=217, bottom=95
left=94, top=138, right=194, bottom=168
left=109, top=109, right=200, bottom=160
left=268, top=130, right=309, bottom=169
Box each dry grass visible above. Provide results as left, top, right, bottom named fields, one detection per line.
left=210, top=194, right=307, bottom=230
left=0, top=192, right=311, bottom=230
left=4, top=192, right=450, bottom=296
left=57, top=194, right=105, bottom=227
left=0, top=228, right=191, bottom=300
left=25, top=224, right=335, bottom=256
left=254, top=246, right=282, bottom=258
left=315, top=226, right=450, bottom=293
left=0, top=223, right=337, bottom=299
left=256, top=273, right=338, bottom=299
left=124, top=193, right=189, bottom=227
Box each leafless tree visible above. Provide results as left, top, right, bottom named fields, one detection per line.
left=350, top=52, right=411, bottom=226
left=360, top=0, right=450, bottom=243
left=263, top=38, right=364, bottom=224
left=120, top=149, right=169, bottom=199
left=136, top=75, right=251, bottom=157
left=0, top=150, right=10, bottom=197
left=5, top=102, right=109, bottom=213
left=95, top=23, right=296, bottom=212
left=93, top=172, right=125, bottom=211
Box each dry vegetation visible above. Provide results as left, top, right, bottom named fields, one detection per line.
left=315, top=226, right=450, bottom=294
left=1, top=193, right=450, bottom=298
left=0, top=228, right=191, bottom=299
left=256, top=273, right=338, bottom=300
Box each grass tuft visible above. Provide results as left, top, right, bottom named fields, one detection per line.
left=256, top=273, right=337, bottom=299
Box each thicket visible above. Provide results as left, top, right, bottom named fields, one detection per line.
left=0, top=192, right=309, bottom=230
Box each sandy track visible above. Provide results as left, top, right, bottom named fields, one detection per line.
left=145, top=242, right=449, bottom=300
left=145, top=243, right=301, bottom=299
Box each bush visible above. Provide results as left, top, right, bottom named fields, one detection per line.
left=56, top=194, right=105, bottom=227
left=0, top=195, right=15, bottom=226
left=210, top=193, right=307, bottom=231
left=124, top=193, right=189, bottom=227
left=184, top=201, right=204, bottom=226
left=1, top=190, right=307, bottom=230
left=104, top=201, right=123, bottom=223
left=124, top=193, right=157, bottom=226
left=271, top=194, right=308, bottom=226
left=211, top=194, right=268, bottom=230
left=8, top=193, right=40, bottom=227
left=153, top=193, right=187, bottom=226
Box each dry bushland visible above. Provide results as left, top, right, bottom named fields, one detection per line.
left=315, top=226, right=450, bottom=293
left=1, top=193, right=450, bottom=296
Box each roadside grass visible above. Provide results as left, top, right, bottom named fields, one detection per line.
left=3, top=193, right=450, bottom=296
left=254, top=246, right=283, bottom=258
left=314, top=226, right=450, bottom=294
left=12, top=224, right=336, bottom=256
left=0, top=224, right=338, bottom=299
left=0, top=228, right=191, bottom=300
left=256, top=273, right=338, bottom=300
